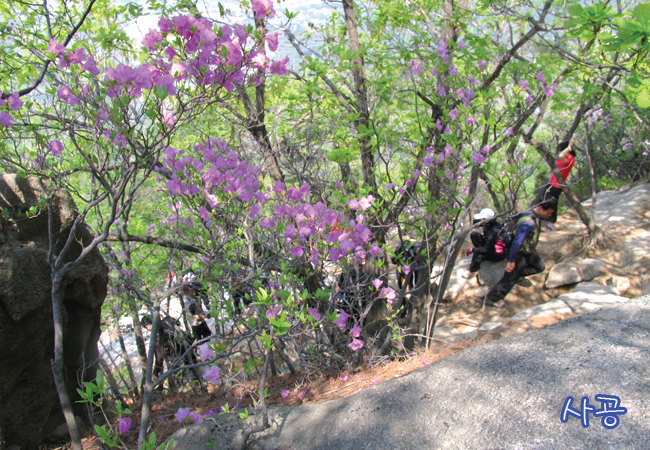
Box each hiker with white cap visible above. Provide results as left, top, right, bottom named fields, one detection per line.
left=463, top=208, right=506, bottom=278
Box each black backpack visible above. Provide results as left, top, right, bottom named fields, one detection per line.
left=497, top=212, right=532, bottom=246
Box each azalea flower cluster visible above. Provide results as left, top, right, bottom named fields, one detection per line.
left=159, top=139, right=380, bottom=268
left=0, top=91, right=23, bottom=128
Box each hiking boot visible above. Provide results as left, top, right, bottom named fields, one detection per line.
left=485, top=299, right=506, bottom=308
left=461, top=270, right=477, bottom=279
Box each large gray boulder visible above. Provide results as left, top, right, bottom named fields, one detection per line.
left=0, top=175, right=108, bottom=449
left=167, top=296, right=650, bottom=450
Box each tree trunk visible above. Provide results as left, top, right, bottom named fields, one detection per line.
left=342, top=0, right=376, bottom=192
left=584, top=124, right=600, bottom=223
left=137, top=300, right=161, bottom=450
left=51, top=274, right=83, bottom=450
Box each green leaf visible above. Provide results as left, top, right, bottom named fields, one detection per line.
left=239, top=408, right=249, bottom=420
left=636, top=86, right=650, bottom=108
left=567, top=4, right=584, bottom=16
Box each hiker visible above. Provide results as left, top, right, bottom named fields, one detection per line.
left=392, top=241, right=423, bottom=295
left=140, top=314, right=189, bottom=377
left=182, top=273, right=212, bottom=341
left=484, top=197, right=557, bottom=308
left=534, top=140, right=576, bottom=231
left=463, top=209, right=507, bottom=278
left=335, top=258, right=371, bottom=318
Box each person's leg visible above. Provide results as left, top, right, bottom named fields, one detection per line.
left=468, top=247, right=488, bottom=273
left=470, top=231, right=485, bottom=248
left=519, top=251, right=545, bottom=277
left=485, top=253, right=528, bottom=304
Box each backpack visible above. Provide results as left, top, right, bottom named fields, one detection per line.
left=496, top=212, right=532, bottom=246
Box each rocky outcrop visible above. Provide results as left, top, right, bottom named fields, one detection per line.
left=0, top=175, right=108, bottom=449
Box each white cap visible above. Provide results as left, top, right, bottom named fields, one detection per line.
left=474, top=208, right=495, bottom=220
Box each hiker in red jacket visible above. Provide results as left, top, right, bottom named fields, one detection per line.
left=535, top=140, right=576, bottom=231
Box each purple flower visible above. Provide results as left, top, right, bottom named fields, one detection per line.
left=371, top=378, right=379, bottom=384
left=290, top=245, right=304, bottom=258
left=380, top=287, right=396, bottom=304
left=49, top=140, right=64, bottom=156
left=471, top=152, right=485, bottom=164
left=372, top=278, right=383, bottom=289
left=334, top=311, right=350, bottom=329
left=544, top=84, right=556, bottom=97
left=422, top=359, right=429, bottom=366
left=402, top=265, right=411, bottom=275
left=199, top=343, right=215, bottom=361
left=449, top=109, right=459, bottom=120
left=506, top=128, right=514, bottom=137
left=340, top=374, right=349, bottom=382
left=478, top=60, right=486, bottom=70
left=466, top=117, right=476, bottom=127
left=117, top=417, right=131, bottom=434
left=518, top=80, right=529, bottom=89
left=7, top=92, right=23, bottom=111
left=142, top=28, right=163, bottom=50
left=410, top=59, right=424, bottom=75
left=436, top=39, right=448, bottom=59
left=297, top=390, right=308, bottom=400
left=266, top=304, right=283, bottom=319
left=348, top=338, right=364, bottom=351
left=175, top=407, right=191, bottom=423
left=437, top=85, right=446, bottom=97
left=536, top=71, right=546, bottom=84
left=308, top=307, right=321, bottom=321
left=458, top=39, right=466, bottom=50
left=281, top=390, right=290, bottom=399
left=203, top=366, right=221, bottom=384
left=358, top=195, right=375, bottom=210
left=252, top=0, right=275, bottom=19
left=350, top=322, right=362, bottom=338
left=0, top=111, right=13, bottom=128
left=266, top=33, right=280, bottom=52
left=204, top=410, right=218, bottom=417
left=189, top=412, right=203, bottom=424
left=347, top=198, right=360, bottom=210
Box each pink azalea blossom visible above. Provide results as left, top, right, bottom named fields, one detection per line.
left=269, top=56, right=289, bottom=75
left=506, top=128, right=514, bottom=137
left=380, top=287, right=396, bottom=304
left=402, top=265, right=411, bottom=275
left=340, top=374, right=349, bottom=382
left=163, top=111, right=176, bottom=127
left=266, top=33, right=280, bottom=52
left=334, top=311, right=350, bottom=329
left=518, top=80, right=529, bottom=89
left=536, top=70, right=546, bottom=84
left=348, top=338, right=364, bottom=351
left=175, top=407, right=191, bottom=423
left=49, top=140, right=64, bottom=156
left=252, top=0, right=275, bottom=19
left=372, top=278, right=383, bottom=289
left=371, top=378, right=379, bottom=384
left=350, top=322, right=362, bottom=338
left=281, top=390, right=290, bottom=399
left=290, top=245, right=304, bottom=257
left=199, top=343, right=215, bottom=360
left=7, top=92, right=23, bottom=111
left=47, top=38, right=65, bottom=56
left=142, top=28, right=163, bottom=50
left=410, top=59, right=424, bottom=75
left=202, top=366, right=221, bottom=384
left=117, top=417, right=131, bottom=434
left=471, top=152, right=485, bottom=164
left=544, top=84, right=556, bottom=97
left=466, top=117, right=476, bottom=126
left=308, top=307, right=321, bottom=321
left=458, top=39, right=466, bottom=50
